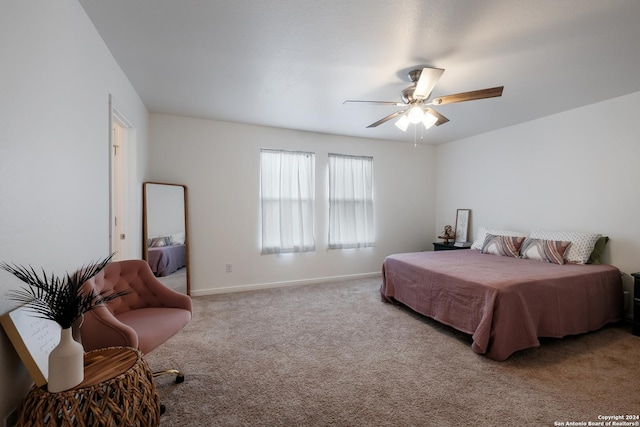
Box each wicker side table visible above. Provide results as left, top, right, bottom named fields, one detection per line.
left=17, top=347, right=161, bottom=427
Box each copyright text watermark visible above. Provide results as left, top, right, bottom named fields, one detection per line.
left=554, top=415, right=640, bottom=426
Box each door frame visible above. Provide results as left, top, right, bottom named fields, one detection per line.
left=109, top=94, right=136, bottom=260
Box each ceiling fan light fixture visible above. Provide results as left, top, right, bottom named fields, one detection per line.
left=348, top=66, right=503, bottom=131
left=394, top=115, right=410, bottom=131
left=422, top=112, right=438, bottom=129
left=407, top=105, right=424, bottom=124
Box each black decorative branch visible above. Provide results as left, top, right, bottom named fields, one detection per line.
left=1, top=254, right=129, bottom=329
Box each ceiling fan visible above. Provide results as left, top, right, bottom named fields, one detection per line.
left=344, top=67, right=504, bottom=131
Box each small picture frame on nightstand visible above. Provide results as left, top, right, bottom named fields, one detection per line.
left=454, top=209, right=470, bottom=243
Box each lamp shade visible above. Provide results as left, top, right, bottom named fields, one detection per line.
left=407, top=105, right=424, bottom=124
left=394, top=115, right=410, bottom=131
left=422, top=112, right=438, bottom=129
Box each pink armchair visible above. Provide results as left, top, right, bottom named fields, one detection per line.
left=80, top=259, right=192, bottom=381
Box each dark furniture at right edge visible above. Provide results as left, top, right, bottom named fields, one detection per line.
left=632, top=273, right=640, bottom=336
left=432, top=242, right=470, bottom=251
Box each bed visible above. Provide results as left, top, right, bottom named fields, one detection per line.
left=380, top=249, right=623, bottom=361
left=147, top=243, right=187, bottom=277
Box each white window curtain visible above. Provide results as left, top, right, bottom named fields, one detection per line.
left=260, top=149, right=315, bottom=254
left=328, top=153, right=375, bottom=249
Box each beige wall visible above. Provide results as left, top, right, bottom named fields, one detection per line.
left=0, top=0, right=149, bottom=418
left=149, top=114, right=438, bottom=295
left=435, top=90, right=640, bottom=317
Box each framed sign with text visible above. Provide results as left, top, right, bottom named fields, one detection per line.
left=0, top=305, right=61, bottom=386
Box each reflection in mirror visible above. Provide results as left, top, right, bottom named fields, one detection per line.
left=143, top=182, right=190, bottom=295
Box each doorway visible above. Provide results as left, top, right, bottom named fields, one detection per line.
left=109, top=95, right=136, bottom=260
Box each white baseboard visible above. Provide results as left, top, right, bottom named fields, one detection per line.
left=191, top=272, right=381, bottom=297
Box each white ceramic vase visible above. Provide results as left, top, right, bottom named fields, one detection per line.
left=47, top=327, right=84, bottom=392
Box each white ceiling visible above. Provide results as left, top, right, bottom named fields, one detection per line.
left=79, top=0, right=640, bottom=145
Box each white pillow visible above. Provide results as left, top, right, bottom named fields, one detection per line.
left=528, top=230, right=601, bottom=264
left=169, top=231, right=186, bottom=245
left=470, top=226, right=528, bottom=251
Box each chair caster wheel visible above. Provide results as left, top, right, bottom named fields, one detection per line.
left=175, top=374, right=185, bottom=384
left=160, top=404, right=166, bottom=415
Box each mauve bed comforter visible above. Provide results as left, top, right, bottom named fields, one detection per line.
left=380, top=250, right=623, bottom=361
left=148, top=244, right=187, bottom=277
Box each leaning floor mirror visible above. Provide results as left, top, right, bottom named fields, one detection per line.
left=143, top=182, right=190, bottom=295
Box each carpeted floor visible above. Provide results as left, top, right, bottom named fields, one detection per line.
left=156, top=268, right=187, bottom=294
left=145, top=276, right=639, bottom=426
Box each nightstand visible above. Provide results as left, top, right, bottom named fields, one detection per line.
left=632, top=273, right=640, bottom=336
left=432, top=242, right=471, bottom=251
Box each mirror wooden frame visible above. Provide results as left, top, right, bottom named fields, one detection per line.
left=454, top=208, right=471, bottom=244
left=142, top=182, right=190, bottom=295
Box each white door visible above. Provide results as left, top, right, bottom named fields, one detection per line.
left=111, top=120, right=125, bottom=259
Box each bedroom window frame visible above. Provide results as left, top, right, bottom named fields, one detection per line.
left=328, top=153, right=375, bottom=249
left=260, top=148, right=316, bottom=254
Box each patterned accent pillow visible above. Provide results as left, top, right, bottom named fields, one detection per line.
left=481, top=234, right=526, bottom=258
left=470, top=226, right=528, bottom=251
left=149, top=236, right=172, bottom=247
left=529, top=230, right=601, bottom=264
left=520, top=238, right=571, bottom=264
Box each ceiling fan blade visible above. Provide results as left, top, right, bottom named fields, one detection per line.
left=344, top=100, right=405, bottom=106
left=366, top=110, right=407, bottom=128
left=431, top=86, right=504, bottom=105
left=425, top=108, right=449, bottom=126
left=413, top=67, right=445, bottom=100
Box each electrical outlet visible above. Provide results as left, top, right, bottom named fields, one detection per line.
left=225, top=263, right=232, bottom=273
left=4, top=407, right=18, bottom=427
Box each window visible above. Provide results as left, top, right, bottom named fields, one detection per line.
left=328, top=153, right=374, bottom=249
left=260, top=149, right=315, bottom=254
